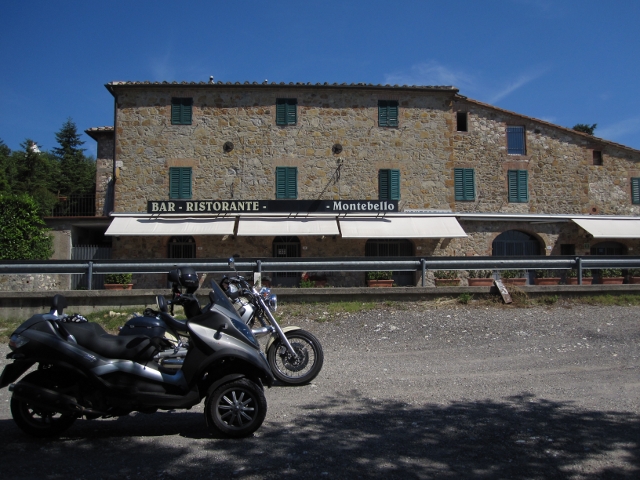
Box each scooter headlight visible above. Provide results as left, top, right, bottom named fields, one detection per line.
left=9, top=334, right=29, bottom=350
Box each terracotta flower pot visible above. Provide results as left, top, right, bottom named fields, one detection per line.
left=566, top=278, right=593, bottom=285
left=435, top=278, right=460, bottom=286
left=502, top=278, right=526, bottom=286
left=534, top=278, right=561, bottom=285
left=600, top=277, right=624, bottom=284
left=629, top=277, right=640, bottom=284
left=367, top=279, right=393, bottom=288
left=104, top=283, right=133, bottom=290
left=468, top=278, right=494, bottom=286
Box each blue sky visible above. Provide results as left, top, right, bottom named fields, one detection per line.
left=2, top=0, right=639, bottom=157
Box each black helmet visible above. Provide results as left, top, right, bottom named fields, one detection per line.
left=168, top=267, right=200, bottom=293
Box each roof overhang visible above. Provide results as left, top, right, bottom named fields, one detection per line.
left=338, top=216, right=467, bottom=238
left=105, top=217, right=236, bottom=236
left=236, top=217, right=340, bottom=236
left=572, top=218, right=640, bottom=239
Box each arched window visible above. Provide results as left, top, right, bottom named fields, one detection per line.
left=168, top=236, right=196, bottom=259
left=492, top=230, right=541, bottom=256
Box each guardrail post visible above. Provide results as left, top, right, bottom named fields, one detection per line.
left=421, top=259, right=426, bottom=287
left=87, top=261, right=93, bottom=291
left=576, top=256, right=582, bottom=286
left=256, top=260, right=262, bottom=273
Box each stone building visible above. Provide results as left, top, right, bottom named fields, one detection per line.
left=83, top=80, right=640, bottom=287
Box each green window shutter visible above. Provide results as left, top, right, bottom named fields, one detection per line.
left=390, top=169, right=400, bottom=200
left=379, top=169, right=400, bottom=200
left=276, top=167, right=297, bottom=198
left=455, top=168, right=475, bottom=201
left=169, top=167, right=192, bottom=199
left=276, top=99, right=297, bottom=125
left=379, top=169, right=390, bottom=199
left=378, top=101, right=398, bottom=127
left=171, top=98, right=192, bottom=125
left=508, top=170, right=528, bottom=203
left=632, top=178, right=640, bottom=204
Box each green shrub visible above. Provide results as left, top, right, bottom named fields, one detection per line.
left=433, top=270, right=457, bottom=279
left=0, top=194, right=53, bottom=260
left=601, top=268, right=623, bottom=278
left=468, top=269, right=493, bottom=278
left=567, top=268, right=592, bottom=278
left=367, top=271, right=393, bottom=280
left=500, top=270, right=525, bottom=279
left=535, top=269, right=560, bottom=279
left=105, top=273, right=132, bottom=285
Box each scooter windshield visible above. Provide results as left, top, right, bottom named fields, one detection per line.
left=208, top=280, right=243, bottom=321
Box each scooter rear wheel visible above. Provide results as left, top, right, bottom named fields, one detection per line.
left=205, top=378, right=267, bottom=438
left=10, top=371, right=78, bottom=438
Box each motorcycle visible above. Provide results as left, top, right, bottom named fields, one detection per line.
left=123, top=261, right=323, bottom=385
left=0, top=282, right=274, bottom=439
left=220, top=258, right=324, bottom=386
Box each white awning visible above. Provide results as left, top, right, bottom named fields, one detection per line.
left=339, top=216, right=467, bottom=238
left=105, top=217, right=236, bottom=236
left=236, top=217, right=340, bottom=236
left=572, top=218, right=640, bottom=238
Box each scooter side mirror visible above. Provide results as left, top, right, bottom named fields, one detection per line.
left=156, top=295, right=168, bottom=313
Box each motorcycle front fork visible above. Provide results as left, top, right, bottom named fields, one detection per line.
left=252, top=307, right=298, bottom=358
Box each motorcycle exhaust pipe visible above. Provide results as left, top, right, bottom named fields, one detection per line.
left=9, top=382, right=106, bottom=416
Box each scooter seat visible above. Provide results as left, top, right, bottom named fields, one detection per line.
left=64, top=322, right=160, bottom=361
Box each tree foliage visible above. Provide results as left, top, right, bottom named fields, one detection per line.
left=0, top=194, right=53, bottom=260
left=573, top=123, right=597, bottom=135
left=53, top=118, right=96, bottom=195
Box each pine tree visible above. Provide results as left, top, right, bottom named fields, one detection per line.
left=54, top=118, right=96, bottom=195
left=573, top=123, right=597, bottom=135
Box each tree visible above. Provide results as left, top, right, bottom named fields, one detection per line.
left=0, top=139, right=14, bottom=194
left=0, top=194, right=53, bottom=260
left=53, top=118, right=96, bottom=195
left=573, top=123, right=597, bottom=135
left=12, top=139, right=60, bottom=215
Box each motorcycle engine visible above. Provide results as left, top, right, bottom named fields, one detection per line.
left=234, top=296, right=255, bottom=324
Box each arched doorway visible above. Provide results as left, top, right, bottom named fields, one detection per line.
left=365, top=239, right=414, bottom=286
left=492, top=230, right=541, bottom=256
left=272, top=236, right=301, bottom=287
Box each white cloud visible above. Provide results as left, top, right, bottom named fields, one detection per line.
left=383, top=61, right=475, bottom=89
left=487, top=66, right=549, bottom=104
left=596, top=117, right=640, bottom=142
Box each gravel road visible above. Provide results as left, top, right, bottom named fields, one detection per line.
left=0, top=302, right=638, bottom=479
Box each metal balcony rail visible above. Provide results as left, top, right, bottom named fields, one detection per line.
left=48, top=194, right=96, bottom=217
left=2, top=255, right=640, bottom=289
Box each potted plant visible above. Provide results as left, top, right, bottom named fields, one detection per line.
left=566, top=268, right=593, bottom=285
left=366, top=271, right=394, bottom=287
left=299, top=273, right=327, bottom=288
left=600, top=268, right=624, bottom=284
left=433, top=270, right=460, bottom=286
left=627, top=269, right=640, bottom=284
left=534, top=269, right=561, bottom=285
left=104, top=273, right=133, bottom=290
left=500, top=270, right=527, bottom=286
left=467, top=270, right=494, bottom=286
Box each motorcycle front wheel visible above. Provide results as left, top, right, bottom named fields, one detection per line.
left=10, top=371, right=78, bottom=437
left=267, top=330, right=324, bottom=385
left=205, top=378, right=267, bottom=438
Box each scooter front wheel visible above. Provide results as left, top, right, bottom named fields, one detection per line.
left=267, top=330, right=324, bottom=385
left=205, top=378, right=267, bottom=438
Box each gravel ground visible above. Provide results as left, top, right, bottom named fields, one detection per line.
left=0, top=301, right=639, bottom=479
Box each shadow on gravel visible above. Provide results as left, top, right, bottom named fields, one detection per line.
left=0, top=393, right=638, bottom=479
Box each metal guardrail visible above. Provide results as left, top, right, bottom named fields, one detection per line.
left=2, top=256, right=640, bottom=289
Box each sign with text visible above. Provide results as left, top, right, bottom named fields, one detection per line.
left=147, top=199, right=398, bottom=214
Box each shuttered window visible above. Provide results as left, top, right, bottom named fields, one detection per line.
left=507, top=126, right=526, bottom=155
left=379, top=169, right=400, bottom=200
left=632, top=178, right=640, bottom=204
left=276, top=98, right=297, bottom=125
left=454, top=168, right=475, bottom=201
left=171, top=98, right=193, bottom=125
left=169, top=167, right=192, bottom=199
left=508, top=170, right=528, bottom=203
left=276, top=167, right=297, bottom=199
left=378, top=100, right=399, bottom=127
